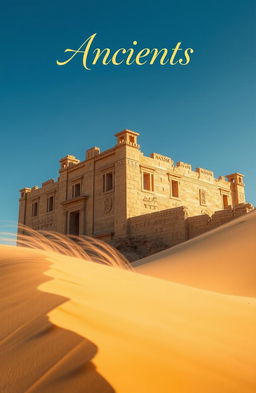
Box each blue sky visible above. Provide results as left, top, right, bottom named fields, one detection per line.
left=0, top=0, right=255, bottom=236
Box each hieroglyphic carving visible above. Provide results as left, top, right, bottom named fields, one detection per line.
left=143, top=196, right=158, bottom=210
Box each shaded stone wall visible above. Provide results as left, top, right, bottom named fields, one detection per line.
left=127, top=206, right=187, bottom=247
left=113, top=203, right=254, bottom=261
left=187, top=203, right=254, bottom=239
left=126, top=203, right=254, bottom=248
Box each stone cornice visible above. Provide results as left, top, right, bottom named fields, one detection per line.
left=61, top=195, right=89, bottom=206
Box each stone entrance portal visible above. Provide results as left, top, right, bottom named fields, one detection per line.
left=69, top=211, right=80, bottom=236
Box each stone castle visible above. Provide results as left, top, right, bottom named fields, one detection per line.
left=18, top=130, right=253, bottom=258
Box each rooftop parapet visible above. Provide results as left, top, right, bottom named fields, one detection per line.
left=196, top=168, right=214, bottom=177
left=86, top=146, right=100, bottom=160
left=176, top=161, right=192, bottom=170
left=42, top=179, right=55, bottom=187
left=19, top=187, right=31, bottom=199
left=115, top=129, right=140, bottom=149
left=150, top=153, right=173, bottom=165
left=59, top=155, right=80, bottom=170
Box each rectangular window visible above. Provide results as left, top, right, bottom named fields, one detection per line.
left=103, top=172, right=113, bottom=192
left=143, top=172, right=154, bottom=192
left=32, top=202, right=38, bottom=217
left=199, top=189, right=206, bottom=205
left=223, top=194, right=229, bottom=209
left=47, top=196, right=54, bottom=212
left=72, top=183, right=81, bottom=198
left=171, top=180, right=179, bottom=198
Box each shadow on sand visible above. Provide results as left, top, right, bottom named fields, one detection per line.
left=0, top=246, right=115, bottom=393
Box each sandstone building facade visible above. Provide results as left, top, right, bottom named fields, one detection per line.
left=18, top=130, right=252, bottom=252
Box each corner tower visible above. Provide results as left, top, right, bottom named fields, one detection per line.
left=113, top=130, right=141, bottom=237
left=226, top=173, right=246, bottom=206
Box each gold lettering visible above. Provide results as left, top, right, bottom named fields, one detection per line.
left=112, top=48, right=127, bottom=65
left=170, top=42, right=182, bottom=65
left=149, top=48, right=169, bottom=65
left=135, top=48, right=151, bottom=65
left=179, top=48, right=194, bottom=65
left=56, top=34, right=195, bottom=70
left=92, top=47, right=111, bottom=65
left=126, top=40, right=138, bottom=65
left=56, top=33, right=96, bottom=71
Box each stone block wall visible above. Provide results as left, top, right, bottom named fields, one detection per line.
left=112, top=203, right=254, bottom=261
left=187, top=203, right=254, bottom=239
left=127, top=206, right=187, bottom=247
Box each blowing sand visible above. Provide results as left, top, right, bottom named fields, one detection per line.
left=0, top=211, right=256, bottom=393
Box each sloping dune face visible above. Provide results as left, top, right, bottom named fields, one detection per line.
left=135, top=210, right=256, bottom=297
left=0, top=241, right=256, bottom=393
left=0, top=246, right=114, bottom=393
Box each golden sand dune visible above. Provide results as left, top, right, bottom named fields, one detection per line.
left=0, top=211, right=256, bottom=393
left=136, top=210, right=256, bottom=297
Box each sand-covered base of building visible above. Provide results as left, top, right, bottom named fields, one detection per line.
left=1, top=211, right=256, bottom=393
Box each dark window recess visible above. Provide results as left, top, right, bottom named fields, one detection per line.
left=32, top=202, right=38, bottom=217
left=223, top=194, right=229, bottom=209
left=143, top=172, right=154, bottom=191
left=171, top=180, right=179, bottom=198
left=72, top=183, right=81, bottom=198
left=69, top=211, right=80, bottom=236
left=47, top=196, right=54, bottom=212
left=103, top=172, right=113, bottom=192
